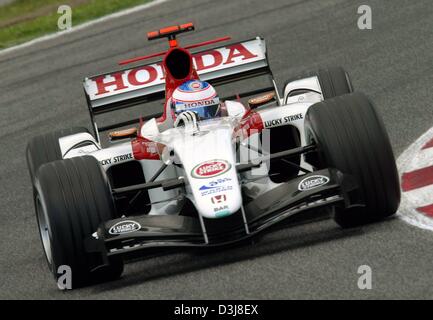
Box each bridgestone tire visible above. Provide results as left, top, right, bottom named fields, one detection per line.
left=26, top=127, right=90, bottom=184
left=285, top=66, right=353, bottom=100
left=35, top=156, right=123, bottom=288
left=305, top=92, right=400, bottom=228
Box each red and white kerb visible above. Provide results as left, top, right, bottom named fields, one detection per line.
left=398, top=127, right=433, bottom=231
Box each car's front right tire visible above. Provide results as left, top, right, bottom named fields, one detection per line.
left=35, top=156, right=123, bottom=288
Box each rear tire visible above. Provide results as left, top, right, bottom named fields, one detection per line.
left=284, top=66, right=353, bottom=100
left=314, top=67, right=354, bottom=99
left=26, top=127, right=90, bottom=184
left=305, top=92, right=400, bottom=228
left=35, top=156, right=123, bottom=288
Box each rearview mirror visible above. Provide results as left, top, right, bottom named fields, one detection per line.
left=248, top=91, right=276, bottom=109
left=109, top=127, right=138, bottom=141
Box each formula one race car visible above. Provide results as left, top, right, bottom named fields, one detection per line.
left=27, top=23, right=400, bottom=288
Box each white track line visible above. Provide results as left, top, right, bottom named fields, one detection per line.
left=404, top=147, right=433, bottom=172
left=0, top=0, right=171, bottom=56
left=403, top=184, right=433, bottom=208
left=397, top=126, right=433, bottom=231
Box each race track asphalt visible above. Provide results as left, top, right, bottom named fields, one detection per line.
left=1, top=0, right=433, bottom=299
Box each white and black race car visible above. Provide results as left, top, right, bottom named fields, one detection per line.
left=26, top=23, right=400, bottom=288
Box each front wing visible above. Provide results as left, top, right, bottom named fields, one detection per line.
left=85, top=168, right=360, bottom=269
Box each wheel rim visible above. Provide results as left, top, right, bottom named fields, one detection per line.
left=36, top=194, right=53, bottom=267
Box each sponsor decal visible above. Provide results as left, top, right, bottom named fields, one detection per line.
left=211, top=194, right=227, bottom=204
left=201, top=185, right=233, bottom=197
left=113, top=153, right=133, bottom=162
left=191, top=160, right=231, bottom=179
left=264, top=118, right=282, bottom=127
left=109, top=220, right=141, bottom=235
left=199, top=177, right=232, bottom=191
left=100, top=158, right=112, bottom=166
left=176, top=98, right=219, bottom=111
left=298, top=175, right=330, bottom=191
left=214, top=205, right=229, bottom=213
left=264, top=113, right=303, bottom=128
left=146, top=145, right=158, bottom=154
left=199, top=178, right=233, bottom=196
left=284, top=113, right=303, bottom=122
left=99, top=153, right=133, bottom=166
left=213, top=205, right=231, bottom=218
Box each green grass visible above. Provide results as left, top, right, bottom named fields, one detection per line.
left=0, top=0, right=152, bottom=49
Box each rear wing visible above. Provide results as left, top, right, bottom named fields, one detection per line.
left=83, top=37, right=276, bottom=136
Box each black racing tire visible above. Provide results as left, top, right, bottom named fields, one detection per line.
left=35, top=156, right=123, bottom=288
left=284, top=66, right=353, bottom=101
left=305, top=92, right=400, bottom=228
left=315, top=67, right=354, bottom=99
left=26, top=127, right=90, bottom=184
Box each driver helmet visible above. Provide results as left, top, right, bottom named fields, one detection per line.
left=171, top=80, right=221, bottom=121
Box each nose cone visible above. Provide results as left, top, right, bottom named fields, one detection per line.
left=169, top=121, right=242, bottom=219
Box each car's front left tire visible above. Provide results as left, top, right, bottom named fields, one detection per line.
left=35, top=156, right=123, bottom=288
left=305, top=92, right=400, bottom=228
